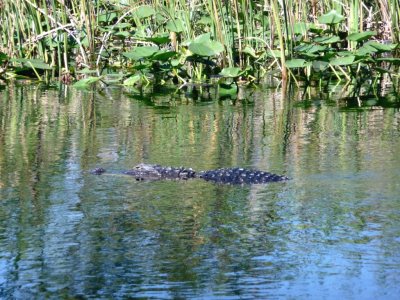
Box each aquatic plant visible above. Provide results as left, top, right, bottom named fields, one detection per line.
left=0, top=0, right=398, bottom=87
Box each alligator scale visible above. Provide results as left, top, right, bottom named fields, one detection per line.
left=91, top=163, right=288, bottom=184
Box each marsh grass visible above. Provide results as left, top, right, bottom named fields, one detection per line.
left=0, top=0, right=398, bottom=86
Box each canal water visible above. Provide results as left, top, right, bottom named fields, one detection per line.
left=0, top=83, right=399, bottom=299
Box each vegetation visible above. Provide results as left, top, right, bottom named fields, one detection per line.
left=0, top=0, right=399, bottom=89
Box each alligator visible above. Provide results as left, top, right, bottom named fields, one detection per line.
left=91, top=163, right=289, bottom=184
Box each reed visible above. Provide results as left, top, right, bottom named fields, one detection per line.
left=0, top=0, right=398, bottom=84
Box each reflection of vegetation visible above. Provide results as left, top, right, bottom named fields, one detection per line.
left=1, top=85, right=400, bottom=297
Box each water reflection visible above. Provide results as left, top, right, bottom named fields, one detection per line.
left=0, top=83, right=399, bottom=298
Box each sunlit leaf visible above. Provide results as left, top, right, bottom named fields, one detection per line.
left=376, top=58, right=400, bottom=65
left=293, top=22, right=308, bottom=35
left=219, top=67, right=243, bottom=78
left=193, top=33, right=211, bottom=43
left=318, top=10, right=345, bottom=25
left=98, top=12, right=117, bottom=23
left=123, top=74, right=141, bottom=86
left=112, top=23, right=131, bottom=29
left=347, top=31, right=376, bottom=42
left=314, top=36, right=340, bottom=44
left=135, top=5, right=155, bottom=19
left=76, top=68, right=97, bottom=74
left=366, top=41, right=398, bottom=52
left=73, top=76, right=101, bottom=88
left=151, top=50, right=176, bottom=61
left=166, top=19, right=184, bottom=33
left=312, top=60, right=329, bottom=71
left=285, top=59, right=307, bottom=68
left=189, top=36, right=224, bottom=57
left=330, top=55, right=355, bottom=66
left=141, top=34, right=170, bottom=45
left=242, top=46, right=257, bottom=58
left=11, top=58, right=52, bottom=70
left=198, top=16, right=212, bottom=25
left=114, top=31, right=131, bottom=38
left=123, top=46, right=158, bottom=60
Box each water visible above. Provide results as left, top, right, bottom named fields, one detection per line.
left=0, top=83, right=400, bottom=299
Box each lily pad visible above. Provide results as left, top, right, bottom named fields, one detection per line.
left=376, top=58, right=400, bottom=65
left=330, top=55, right=355, bottom=66
left=285, top=59, right=308, bottom=68
left=141, top=34, right=170, bottom=45
left=189, top=36, right=224, bottom=57
left=347, top=31, right=376, bottom=42
left=123, top=46, right=159, bottom=60
left=312, top=60, right=329, bottom=71
left=114, top=31, right=131, bottom=38
left=123, top=74, right=141, bottom=86
left=314, top=35, right=341, bottom=44
left=166, top=19, right=185, bottom=33
left=98, top=12, right=117, bottom=23
left=73, top=76, right=102, bottom=88
left=318, top=10, right=345, bottom=25
left=293, top=22, right=308, bottom=35
left=366, top=41, right=398, bottom=52
left=11, top=58, right=52, bottom=70
left=135, top=5, right=155, bottom=19
left=242, top=46, right=258, bottom=58
left=151, top=50, right=176, bottom=61
left=219, top=67, right=243, bottom=78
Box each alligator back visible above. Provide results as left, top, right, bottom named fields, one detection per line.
left=198, top=168, right=289, bottom=184
left=124, top=163, right=196, bottom=181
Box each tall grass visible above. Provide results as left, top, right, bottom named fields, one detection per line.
left=0, top=0, right=398, bottom=83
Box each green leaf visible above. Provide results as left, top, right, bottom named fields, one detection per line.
left=193, top=33, right=211, bottom=43
left=285, top=59, right=307, bottom=68
left=366, top=41, right=398, bottom=52
left=11, top=58, right=52, bottom=70
left=330, top=55, right=355, bottom=66
left=314, top=35, right=340, bottom=44
left=293, top=22, right=308, bottom=35
left=114, top=31, right=131, bottom=38
left=347, top=31, right=376, bottom=42
left=151, top=50, right=176, bottom=61
left=266, top=49, right=282, bottom=58
left=294, top=44, right=327, bottom=54
left=376, top=58, right=400, bottom=65
left=98, top=12, right=117, bottom=23
left=0, top=52, right=8, bottom=63
left=242, top=46, right=257, bottom=58
left=356, top=44, right=377, bottom=55
left=318, top=10, right=345, bottom=25
left=123, top=46, right=158, bottom=60
left=198, top=16, right=212, bottom=25
left=219, top=67, right=243, bottom=78
left=171, top=59, right=181, bottom=67
left=189, top=36, right=224, bottom=57
left=123, top=74, right=141, bottom=86
left=135, top=5, right=155, bottom=19
left=141, top=34, right=170, bottom=45
left=165, top=19, right=184, bottom=33
left=76, top=68, right=97, bottom=74
left=112, top=23, right=131, bottom=30
left=312, top=60, right=329, bottom=71
left=73, top=76, right=101, bottom=88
